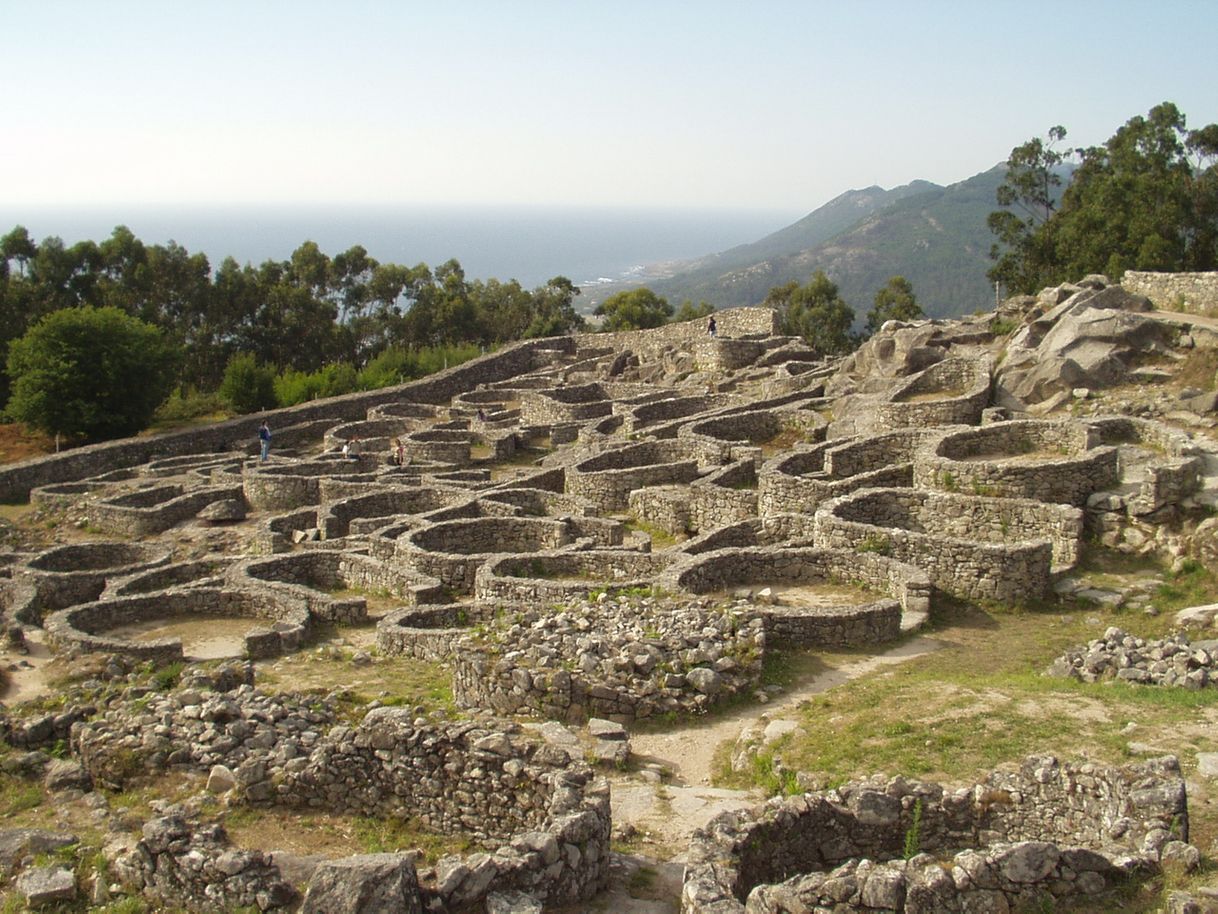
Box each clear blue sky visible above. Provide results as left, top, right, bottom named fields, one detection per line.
left=5, top=0, right=1217, bottom=213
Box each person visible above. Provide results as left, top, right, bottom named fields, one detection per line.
left=258, top=422, right=271, bottom=462
left=708, top=316, right=717, bottom=338
left=389, top=438, right=401, bottom=466
left=396, top=440, right=406, bottom=466
left=347, top=436, right=361, bottom=460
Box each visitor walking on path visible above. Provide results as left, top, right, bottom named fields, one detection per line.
left=708, top=316, right=717, bottom=338
left=258, top=422, right=272, bottom=462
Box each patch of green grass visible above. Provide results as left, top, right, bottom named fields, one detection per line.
left=0, top=776, right=45, bottom=816
left=352, top=815, right=474, bottom=863
left=623, top=517, right=683, bottom=549
left=1155, top=559, right=1218, bottom=611
left=727, top=590, right=1218, bottom=797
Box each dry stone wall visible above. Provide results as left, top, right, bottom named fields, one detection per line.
left=683, top=755, right=1190, bottom=914
left=451, top=595, right=765, bottom=723
left=813, top=488, right=1083, bottom=603
left=1123, top=271, right=1218, bottom=316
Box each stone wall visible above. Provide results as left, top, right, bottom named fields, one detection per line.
left=876, top=356, right=992, bottom=429
left=1123, top=271, right=1218, bottom=317
left=689, top=460, right=759, bottom=534
left=567, top=440, right=704, bottom=512
left=11, top=542, right=173, bottom=622
left=92, top=483, right=243, bottom=536
left=913, top=420, right=1119, bottom=506
left=578, top=307, right=780, bottom=360
left=476, top=550, right=672, bottom=606
left=663, top=546, right=929, bottom=647
left=0, top=336, right=571, bottom=503
left=376, top=603, right=497, bottom=660
left=451, top=595, right=766, bottom=723
left=45, top=587, right=312, bottom=661
left=813, top=488, right=1083, bottom=603
left=117, top=816, right=297, bottom=912
left=265, top=709, right=611, bottom=910
left=679, top=514, right=818, bottom=555
left=683, top=755, right=1189, bottom=914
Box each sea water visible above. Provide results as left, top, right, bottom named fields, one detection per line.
left=3, top=204, right=799, bottom=291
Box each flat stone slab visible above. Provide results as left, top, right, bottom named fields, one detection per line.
left=16, top=865, right=76, bottom=907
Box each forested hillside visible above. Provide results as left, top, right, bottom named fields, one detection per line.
left=653, top=168, right=1005, bottom=317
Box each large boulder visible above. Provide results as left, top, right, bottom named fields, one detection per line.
left=301, top=853, right=423, bottom=914
left=996, top=282, right=1170, bottom=408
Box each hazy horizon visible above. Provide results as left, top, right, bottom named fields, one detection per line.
left=2, top=203, right=801, bottom=290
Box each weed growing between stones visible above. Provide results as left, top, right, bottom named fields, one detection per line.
left=902, top=798, right=923, bottom=860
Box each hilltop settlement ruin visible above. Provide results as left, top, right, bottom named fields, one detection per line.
left=3, top=272, right=1218, bottom=912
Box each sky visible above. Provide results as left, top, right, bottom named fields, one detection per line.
left=5, top=0, right=1218, bottom=215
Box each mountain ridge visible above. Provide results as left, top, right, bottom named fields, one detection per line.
left=647, top=165, right=1008, bottom=320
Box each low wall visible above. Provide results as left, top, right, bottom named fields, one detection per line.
left=0, top=336, right=572, bottom=503
left=913, top=420, right=1118, bottom=506
left=1122, top=271, right=1218, bottom=317
left=876, top=356, right=991, bottom=429
left=683, top=755, right=1189, bottom=914
left=451, top=596, right=766, bottom=723
left=263, top=710, right=612, bottom=910
left=45, top=586, right=312, bottom=660
left=664, top=546, right=929, bottom=647
left=813, top=488, right=1083, bottom=604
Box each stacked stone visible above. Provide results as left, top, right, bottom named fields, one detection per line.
left=683, top=755, right=1191, bottom=914
left=1047, top=627, right=1218, bottom=688
left=1122, top=270, right=1218, bottom=314
left=92, top=483, right=243, bottom=536
left=912, top=420, right=1119, bottom=507
left=116, top=815, right=297, bottom=913
left=813, top=487, right=1082, bottom=603
left=13, top=541, right=173, bottom=623
left=46, top=586, right=313, bottom=661
left=451, top=594, right=765, bottom=723
left=689, top=460, right=760, bottom=533
left=74, top=681, right=337, bottom=789
left=744, top=843, right=1143, bottom=913
left=262, top=708, right=611, bottom=910
left=876, top=355, right=992, bottom=429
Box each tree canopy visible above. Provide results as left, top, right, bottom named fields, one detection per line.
left=5, top=306, right=180, bottom=442
left=988, top=102, right=1218, bottom=293
left=593, top=288, right=674, bottom=331
left=0, top=227, right=588, bottom=413
left=866, top=276, right=923, bottom=334
left=763, top=271, right=856, bottom=355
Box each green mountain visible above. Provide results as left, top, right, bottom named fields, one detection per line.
left=652, top=166, right=1006, bottom=319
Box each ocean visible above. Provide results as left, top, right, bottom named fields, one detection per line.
left=3, top=204, right=800, bottom=292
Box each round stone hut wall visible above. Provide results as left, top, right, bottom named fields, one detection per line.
left=913, top=420, right=1119, bottom=506
left=682, top=755, right=1188, bottom=914
left=664, top=546, right=929, bottom=647
left=813, top=488, right=1083, bottom=604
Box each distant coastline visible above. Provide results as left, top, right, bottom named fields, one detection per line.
left=5, top=204, right=798, bottom=298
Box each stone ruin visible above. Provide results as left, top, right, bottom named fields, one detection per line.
left=0, top=280, right=1216, bottom=911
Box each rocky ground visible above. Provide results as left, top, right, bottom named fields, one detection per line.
left=4, top=278, right=1218, bottom=911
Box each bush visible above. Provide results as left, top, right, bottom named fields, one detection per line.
left=5, top=306, right=180, bottom=442
left=219, top=353, right=277, bottom=414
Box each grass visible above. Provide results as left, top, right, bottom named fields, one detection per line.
left=624, top=517, right=683, bottom=549
left=738, top=591, right=1218, bottom=796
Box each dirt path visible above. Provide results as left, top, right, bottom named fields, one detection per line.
left=1, top=628, right=54, bottom=705
left=606, top=636, right=943, bottom=869
left=628, top=634, right=942, bottom=788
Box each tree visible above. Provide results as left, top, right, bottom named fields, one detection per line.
left=673, top=299, right=716, bottom=322
left=594, top=288, right=673, bottom=331
left=218, top=352, right=277, bottom=414
left=866, top=276, right=923, bottom=334
left=986, top=126, right=1069, bottom=293
left=5, top=306, right=179, bottom=442
left=988, top=103, right=1218, bottom=293
left=764, top=271, right=856, bottom=355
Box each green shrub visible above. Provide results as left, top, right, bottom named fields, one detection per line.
left=219, top=353, right=277, bottom=414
